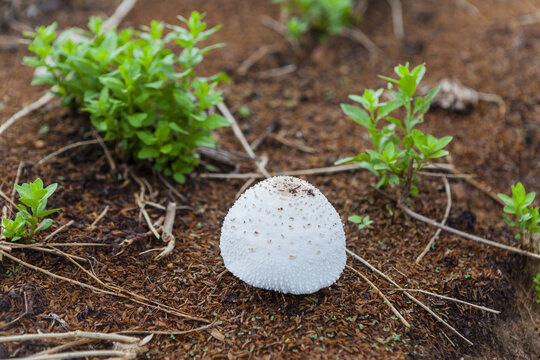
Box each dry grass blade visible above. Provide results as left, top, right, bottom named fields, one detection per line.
left=346, top=265, right=410, bottom=328
left=341, top=28, right=381, bottom=54
left=391, top=289, right=500, bottom=314
left=400, top=204, right=540, bottom=260
left=0, top=188, right=18, bottom=209
left=44, top=220, right=75, bottom=242
left=87, top=206, right=110, bottom=231
left=157, top=173, right=187, bottom=203
left=35, top=140, right=100, bottom=167
left=92, top=129, right=116, bottom=172
left=256, top=64, right=297, bottom=79
left=346, top=248, right=474, bottom=345
left=237, top=45, right=278, bottom=76
left=135, top=193, right=160, bottom=239
left=0, top=93, right=55, bottom=137
left=117, top=321, right=218, bottom=335
left=416, top=177, right=452, bottom=264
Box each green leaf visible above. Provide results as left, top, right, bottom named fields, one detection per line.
left=36, top=218, right=53, bottom=232
left=125, top=113, right=147, bottom=128
left=341, top=104, right=371, bottom=128
left=348, top=215, right=364, bottom=224
left=199, top=114, right=231, bottom=129
left=138, top=147, right=159, bottom=159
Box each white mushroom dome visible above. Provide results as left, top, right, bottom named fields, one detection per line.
left=220, top=176, right=346, bottom=295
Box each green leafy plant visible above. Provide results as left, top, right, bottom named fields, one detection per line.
left=23, top=12, right=230, bottom=183
left=348, top=215, right=373, bottom=230
left=273, top=0, right=360, bottom=39
left=336, top=63, right=452, bottom=203
left=1, top=179, right=60, bottom=241
left=497, top=182, right=540, bottom=241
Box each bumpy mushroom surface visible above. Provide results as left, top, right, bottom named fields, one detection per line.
left=220, top=176, right=346, bottom=294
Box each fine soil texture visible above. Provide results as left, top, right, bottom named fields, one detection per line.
left=1, top=0, right=539, bottom=359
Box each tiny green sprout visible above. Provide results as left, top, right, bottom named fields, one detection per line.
left=497, top=182, right=540, bottom=241
left=1, top=178, right=60, bottom=242
left=336, top=63, right=451, bottom=203
left=533, top=273, right=540, bottom=303
left=348, top=215, right=373, bottom=230
left=238, top=105, right=251, bottom=119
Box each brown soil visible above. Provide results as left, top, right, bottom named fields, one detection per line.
left=1, top=0, right=539, bottom=359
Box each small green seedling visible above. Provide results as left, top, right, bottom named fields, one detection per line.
left=238, top=105, right=251, bottom=119
left=1, top=178, right=60, bottom=241
left=23, top=12, right=230, bottom=183
left=273, top=0, right=360, bottom=40
left=497, top=182, right=540, bottom=241
left=348, top=215, right=373, bottom=230
left=336, top=63, right=451, bottom=203
left=534, top=273, right=540, bottom=303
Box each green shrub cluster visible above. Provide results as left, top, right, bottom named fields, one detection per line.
left=273, top=0, right=360, bottom=39
left=23, top=12, right=230, bottom=183
left=337, top=63, right=452, bottom=201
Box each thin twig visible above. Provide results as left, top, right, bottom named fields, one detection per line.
left=155, top=202, right=176, bottom=260
left=416, top=177, right=452, bottom=264
left=250, top=119, right=280, bottom=151
left=157, top=173, right=187, bottom=203
left=102, top=0, right=139, bottom=33
left=400, top=204, right=540, bottom=260
left=135, top=193, right=160, bottom=240
left=18, top=350, right=127, bottom=360
left=235, top=155, right=268, bottom=199
left=0, top=188, right=18, bottom=209
left=117, top=322, right=218, bottom=335
left=386, top=0, right=405, bottom=40
left=92, top=129, right=116, bottom=172
left=87, top=206, right=110, bottom=231
left=11, top=161, right=24, bottom=202
left=217, top=102, right=271, bottom=179
left=341, top=27, right=381, bottom=54
left=35, top=140, right=100, bottom=167
left=346, top=265, right=410, bottom=328
left=1, top=243, right=88, bottom=263
left=200, top=163, right=455, bottom=179
left=391, top=289, right=500, bottom=314
left=346, top=248, right=474, bottom=345
left=237, top=45, right=278, bottom=76
left=0, top=330, right=138, bottom=343
left=0, top=93, right=55, bottom=137
left=44, top=220, right=75, bottom=242
left=269, top=133, right=317, bottom=153
left=1, top=241, right=107, bottom=248
left=29, top=339, right=93, bottom=357
left=256, top=64, right=297, bottom=79
left=447, top=167, right=505, bottom=206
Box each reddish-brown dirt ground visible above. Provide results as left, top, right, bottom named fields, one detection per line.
left=1, top=0, right=539, bottom=359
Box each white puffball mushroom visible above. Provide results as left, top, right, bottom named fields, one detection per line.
left=220, top=176, right=346, bottom=295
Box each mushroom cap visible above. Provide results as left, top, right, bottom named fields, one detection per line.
left=220, top=176, right=346, bottom=295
